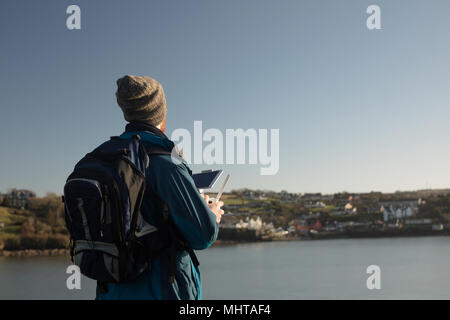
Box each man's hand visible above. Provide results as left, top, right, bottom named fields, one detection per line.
left=203, top=194, right=224, bottom=223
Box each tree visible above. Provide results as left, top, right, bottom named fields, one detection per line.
left=20, top=217, right=52, bottom=236
left=1, top=196, right=11, bottom=207
left=46, top=207, right=64, bottom=231
left=27, top=195, right=63, bottom=218
left=20, top=217, right=36, bottom=235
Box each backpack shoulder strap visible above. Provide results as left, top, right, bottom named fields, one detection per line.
left=145, top=144, right=172, bottom=157
left=143, top=143, right=172, bottom=199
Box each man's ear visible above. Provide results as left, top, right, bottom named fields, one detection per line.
left=160, top=117, right=166, bottom=133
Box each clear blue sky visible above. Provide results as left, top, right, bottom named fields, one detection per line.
left=1, top=0, right=450, bottom=196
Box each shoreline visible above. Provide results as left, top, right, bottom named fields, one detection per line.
left=215, top=229, right=450, bottom=245
left=1, top=231, right=449, bottom=257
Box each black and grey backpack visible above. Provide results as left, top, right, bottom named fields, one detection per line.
left=62, top=135, right=198, bottom=285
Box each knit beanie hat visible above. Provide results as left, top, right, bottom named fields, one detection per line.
left=116, top=75, right=167, bottom=126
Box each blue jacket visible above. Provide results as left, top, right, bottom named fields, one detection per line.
left=96, top=122, right=219, bottom=300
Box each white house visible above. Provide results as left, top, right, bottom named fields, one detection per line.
left=235, top=217, right=263, bottom=230
left=304, top=201, right=326, bottom=209
left=380, top=200, right=420, bottom=222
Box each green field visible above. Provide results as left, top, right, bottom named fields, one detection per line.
left=0, top=206, right=29, bottom=238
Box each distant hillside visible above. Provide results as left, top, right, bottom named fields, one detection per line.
left=398, top=189, right=450, bottom=198
left=0, top=197, right=68, bottom=251
left=0, top=206, right=30, bottom=235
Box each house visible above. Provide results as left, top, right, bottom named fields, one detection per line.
left=367, top=206, right=384, bottom=214
left=279, top=191, right=300, bottom=202
left=272, top=227, right=289, bottom=237
left=300, top=193, right=322, bottom=202
left=331, top=204, right=357, bottom=216
left=335, top=221, right=369, bottom=230
left=380, top=200, right=420, bottom=222
left=344, top=203, right=353, bottom=211
left=297, top=212, right=320, bottom=220
left=304, top=201, right=326, bottom=209
left=235, top=217, right=263, bottom=230
left=294, top=218, right=322, bottom=234
left=2, top=189, right=36, bottom=209
left=287, top=225, right=297, bottom=234
left=323, top=222, right=337, bottom=232
left=404, top=218, right=432, bottom=225
left=320, top=194, right=334, bottom=201
left=245, top=191, right=268, bottom=200
left=333, top=193, right=356, bottom=201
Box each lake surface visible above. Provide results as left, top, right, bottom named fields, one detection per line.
left=1, top=236, right=449, bottom=299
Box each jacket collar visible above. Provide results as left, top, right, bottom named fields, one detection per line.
left=125, top=121, right=168, bottom=139
left=122, top=121, right=174, bottom=151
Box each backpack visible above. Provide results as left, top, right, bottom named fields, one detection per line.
left=63, top=135, right=199, bottom=284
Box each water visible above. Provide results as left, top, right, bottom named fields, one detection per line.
left=1, top=236, right=449, bottom=299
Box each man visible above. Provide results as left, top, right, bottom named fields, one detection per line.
left=96, top=75, right=224, bottom=300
